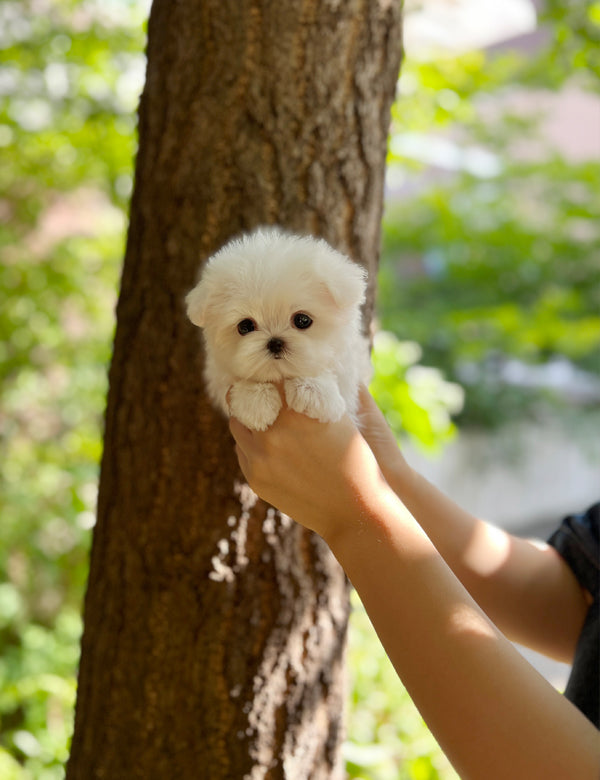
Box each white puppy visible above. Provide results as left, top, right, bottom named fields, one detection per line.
left=186, top=226, right=369, bottom=431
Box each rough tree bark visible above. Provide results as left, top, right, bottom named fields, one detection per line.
left=67, top=1, right=402, bottom=778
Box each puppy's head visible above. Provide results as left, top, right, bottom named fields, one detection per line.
left=186, top=227, right=367, bottom=381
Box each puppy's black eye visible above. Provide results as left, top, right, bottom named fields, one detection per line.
left=293, top=312, right=312, bottom=330
left=237, top=319, right=256, bottom=335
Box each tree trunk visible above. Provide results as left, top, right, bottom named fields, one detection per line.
left=67, top=2, right=402, bottom=778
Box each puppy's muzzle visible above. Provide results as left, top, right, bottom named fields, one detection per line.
left=267, top=337, right=285, bottom=359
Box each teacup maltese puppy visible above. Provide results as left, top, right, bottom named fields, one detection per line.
left=186, top=226, right=369, bottom=431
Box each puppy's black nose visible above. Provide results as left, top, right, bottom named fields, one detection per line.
left=267, top=337, right=285, bottom=357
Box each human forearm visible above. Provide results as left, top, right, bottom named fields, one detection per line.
left=230, top=409, right=599, bottom=776
left=383, top=461, right=589, bottom=661
left=359, top=388, right=589, bottom=659
left=329, top=495, right=600, bottom=779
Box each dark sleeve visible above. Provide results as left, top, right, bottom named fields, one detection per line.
left=548, top=503, right=599, bottom=728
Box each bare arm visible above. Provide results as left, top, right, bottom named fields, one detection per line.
left=358, top=386, right=591, bottom=662
left=230, top=407, right=600, bottom=779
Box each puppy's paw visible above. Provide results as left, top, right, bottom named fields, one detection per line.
left=285, top=376, right=346, bottom=423
left=229, top=381, right=281, bottom=431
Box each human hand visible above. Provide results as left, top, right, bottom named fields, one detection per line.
left=357, top=385, right=412, bottom=489
left=229, top=395, right=392, bottom=545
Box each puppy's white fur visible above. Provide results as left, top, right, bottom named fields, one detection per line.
left=186, top=226, right=369, bottom=431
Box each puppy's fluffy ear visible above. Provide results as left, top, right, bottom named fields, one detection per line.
left=315, top=245, right=367, bottom=310
left=185, top=279, right=209, bottom=328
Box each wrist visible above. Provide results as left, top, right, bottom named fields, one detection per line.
left=321, top=479, right=407, bottom=560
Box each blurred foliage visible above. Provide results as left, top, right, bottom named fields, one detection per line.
left=0, top=0, right=146, bottom=774
left=381, top=2, right=600, bottom=428
left=533, top=0, right=600, bottom=85
left=370, top=332, right=463, bottom=451
left=1, top=0, right=597, bottom=777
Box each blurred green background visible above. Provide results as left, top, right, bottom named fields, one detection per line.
left=1, top=0, right=598, bottom=777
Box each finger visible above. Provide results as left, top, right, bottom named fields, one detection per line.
left=358, top=382, right=377, bottom=409
left=361, top=386, right=388, bottom=422
left=229, top=416, right=251, bottom=445
left=234, top=442, right=250, bottom=478
left=357, top=384, right=378, bottom=420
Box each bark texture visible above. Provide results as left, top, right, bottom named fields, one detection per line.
left=67, top=1, right=402, bottom=778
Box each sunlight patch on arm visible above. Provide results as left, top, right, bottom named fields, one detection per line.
left=462, top=521, right=512, bottom=578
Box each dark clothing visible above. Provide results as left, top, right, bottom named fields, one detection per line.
left=548, top=503, right=599, bottom=728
